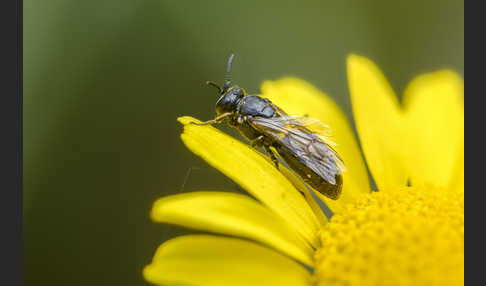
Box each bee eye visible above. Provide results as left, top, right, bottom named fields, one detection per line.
left=229, top=88, right=241, bottom=96
left=233, top=88, right=246, bottom=97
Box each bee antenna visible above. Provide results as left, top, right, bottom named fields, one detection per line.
left=223, top=53, right=235, bottom=90
left=206, top=81, right=223, bottom=94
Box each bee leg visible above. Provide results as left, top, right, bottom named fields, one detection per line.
left=251, top=135, right=265, bottom=148
left=191, top=112, right=232, bottom=126
left=264, top=145, right=279, bottom=169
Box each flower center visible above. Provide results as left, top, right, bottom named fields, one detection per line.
left=314, top=186, right=464, bottom=286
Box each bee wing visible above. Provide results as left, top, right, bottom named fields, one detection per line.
left=260, top=115, right=337, bottom=146
left=285, top=115, right=333, bottom=136
left=249, top=116, right=346, bottom=184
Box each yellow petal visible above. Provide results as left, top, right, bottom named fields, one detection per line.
left=402, top=70, right=464, bottom=190
left=178, top=116, right=320, bottom=246
left=260, top=78, right=371, bottom=213
left=151, top=191, right=314, bottom=265
left=143, top=235, right=313, bottom=286
left=347, top=54, right=408, bottom=190
left=449, top=142, right=464, bottom=194
left=275, top=162, right=329, bottom=224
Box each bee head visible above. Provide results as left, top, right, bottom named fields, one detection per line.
left=215, top=86, right=245, bottom=115
left=206, top=53, right=245, bottom=115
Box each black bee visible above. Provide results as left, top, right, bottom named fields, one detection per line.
left=194, top=54, right=345, bottom=200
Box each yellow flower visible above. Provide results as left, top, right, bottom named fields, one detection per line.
left=143, top=55, right=464, bottom=286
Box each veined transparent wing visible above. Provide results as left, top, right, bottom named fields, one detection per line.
left=248, top=115, right=346, bottom=184
left=257, top=115, right=337, bottom=146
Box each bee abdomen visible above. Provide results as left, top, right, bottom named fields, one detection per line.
left=276, top=144, right=343, bottom=200
left=309, top=174, right=343, bottom=200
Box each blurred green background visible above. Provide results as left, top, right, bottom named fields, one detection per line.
left=24, top=1, right=463, bottom=285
